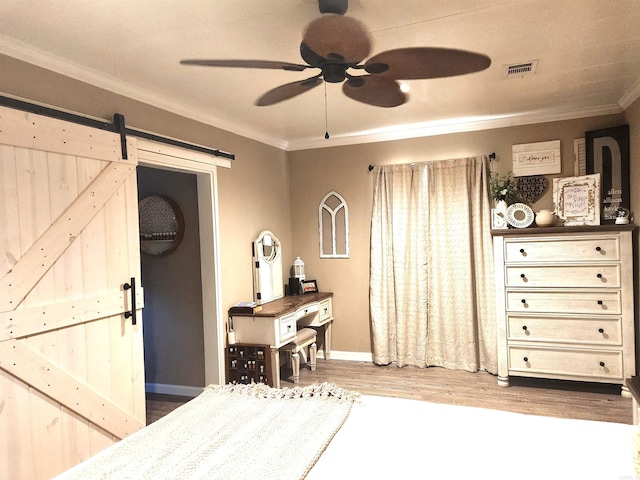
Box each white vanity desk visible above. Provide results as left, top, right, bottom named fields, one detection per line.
left=231, top=292, right=333, bottom=388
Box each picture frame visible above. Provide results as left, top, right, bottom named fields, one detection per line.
left=553, top=174, right=601, bottom=226
left=512, top=140, right=561, bottom=176
left=585, top=124, right=630, bottom=224
left=301, top=279, right=319, bottom=294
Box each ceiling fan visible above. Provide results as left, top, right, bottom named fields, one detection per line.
left=180, top=0, right=491, bottom=108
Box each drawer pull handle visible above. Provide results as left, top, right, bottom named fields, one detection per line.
left=520, top=273, right=526, bottom=278
left=522, top=325, right=528, bottom=331
left=597, top=300, right=603, bottom=305
left=597, top=273, right=603, bottom=278
left=598, top=328, right=604, bottom=334
left=595, top=246, right=602, bottom=252
left=519, top=248, right=525, bottom=254
left=521, top=299, right=527, bottom=304
left=599, top=361, right=605, bottom=367
left=523, top=357, right=529, bottom=362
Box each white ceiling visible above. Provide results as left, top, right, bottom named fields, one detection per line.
left=0, top=0, right=639, bottom=151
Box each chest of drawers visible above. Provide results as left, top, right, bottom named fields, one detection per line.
left=492, top=226, right=636, bottom=395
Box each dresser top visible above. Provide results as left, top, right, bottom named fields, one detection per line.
left=232, top=292, right=333, bottom=317
left=491, top=224, right=636, bottom=237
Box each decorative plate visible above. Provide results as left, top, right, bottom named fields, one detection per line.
left=506, top=203, right=535, bottom=228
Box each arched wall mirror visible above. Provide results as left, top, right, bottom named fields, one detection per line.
left=252, top=230, right=284, bottom=304
left=319, top=191, right=349, bottom=258
left=139, top=195, right=185, bottom=256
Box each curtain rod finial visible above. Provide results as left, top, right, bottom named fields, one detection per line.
left=368, top=165, right=374, bottom=172
left=489, top=152, right=496, bottom=161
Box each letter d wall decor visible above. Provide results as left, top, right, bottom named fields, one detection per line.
left=585, top=124, right=630, bottom=224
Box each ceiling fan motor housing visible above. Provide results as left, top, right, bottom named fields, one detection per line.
left=323, top=63, right=348, bottom=83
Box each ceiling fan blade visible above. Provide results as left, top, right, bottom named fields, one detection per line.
left=303, top=15, right=371, bottom=65
left=180, top=59, right=310, bottom=72
left=342, top=76, right=407, bottom=107
left=364, top=47, right=491, bottom=79
left=255, top=77, right=323, bottom=106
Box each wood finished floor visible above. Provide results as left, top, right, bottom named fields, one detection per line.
left=146, top=359, right=633, bottom=425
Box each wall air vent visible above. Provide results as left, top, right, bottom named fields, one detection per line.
left=506, top=60, right=538, bottom=78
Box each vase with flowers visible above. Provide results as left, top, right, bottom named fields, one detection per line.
left=489, top=171, right=519, bottom=215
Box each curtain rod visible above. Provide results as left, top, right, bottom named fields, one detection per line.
left=368, top=152, right=496, bottom=171
left=0, top=94, right=235, bottom=161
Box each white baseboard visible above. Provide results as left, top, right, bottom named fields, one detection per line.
left=147, top=352, right=372, bottom=394
left=146, top=382, right=203, bottom=398
left=324, top=350, right=373, bottom=362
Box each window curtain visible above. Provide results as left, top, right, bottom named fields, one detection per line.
left=369, top=156, right=497, bottom=373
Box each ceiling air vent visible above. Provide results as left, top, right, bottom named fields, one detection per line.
left=506, top=60, right=538, bottom=79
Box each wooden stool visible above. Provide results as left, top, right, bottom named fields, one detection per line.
left=285, top=328, right=317, bottom=383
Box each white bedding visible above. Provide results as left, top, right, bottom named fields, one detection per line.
left=54, top=386, right=637, bottom=480
left=308, top=394, right=637, bottom=480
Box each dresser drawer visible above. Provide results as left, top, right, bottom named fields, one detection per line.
left=507, top=315, right=622, bottom=345
left=508, top=346, right=623, bottom=380
left=505, top=237, right=620, bottom=263
left=506, top=290, right=621, bottom=315
left=505, top=264, right=620, bottom=288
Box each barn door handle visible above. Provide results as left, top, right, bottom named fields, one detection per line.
left=124, top=277, right=137, bottom=325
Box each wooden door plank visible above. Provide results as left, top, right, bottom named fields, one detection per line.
left=0, top=289, right=145, bottom=340
left=0, top=369, right=34, bottom=480
left=15, top=148, right=55, bottom=310
left=0, top=339, right=144, bottom=439
left=0, top=146, right=20, bottom=277
left=0, top=106, right=139, bottom=163
left=0, top=162, right=135, bottom=311
left=30, top=388, right=64, bottom=479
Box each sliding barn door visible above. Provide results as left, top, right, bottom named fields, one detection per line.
left=0, top=106, right=145, bottom=480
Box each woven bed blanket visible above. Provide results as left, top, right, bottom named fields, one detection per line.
left=54, top=382, right=359, bottom=480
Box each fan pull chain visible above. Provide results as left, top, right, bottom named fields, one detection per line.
left=324, top=82, right=330, bottom=139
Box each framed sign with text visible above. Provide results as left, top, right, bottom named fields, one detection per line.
left=553, top=174, right=601, bottom=226
left=586, top=125, right=629, bottom=224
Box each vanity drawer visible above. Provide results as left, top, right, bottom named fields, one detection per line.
left=319, top=298, right=332, bottom=321
left=506, top=290, right=621, bottom=315
left=296, top=303, right=319, bottom=321
left=508, top=346, right=623, bottom=380
left=505, top=264, right=620, bottom=288
left=278, top=313, right=296, bottom=344
left=507, top=315, right=622, bottom=345
left=504, top=237, right=620, bottom=263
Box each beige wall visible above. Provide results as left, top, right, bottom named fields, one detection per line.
left=0, top=53, right=292, bottom=316
left=289, top=112, right=635, bottom=354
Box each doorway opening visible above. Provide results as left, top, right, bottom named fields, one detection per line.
left=136, top=139, right=229, bottom=393
left=138, top=167, right=205, bottom=396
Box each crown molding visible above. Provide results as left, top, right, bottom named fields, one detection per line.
left=285, top=104, right=624, bottom=151
left=619, top=79, right=640, bottom=111
left=0, top=35, right=288, bottom=151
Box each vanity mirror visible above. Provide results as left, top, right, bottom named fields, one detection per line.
left=252, top=230, right=284, bottom=305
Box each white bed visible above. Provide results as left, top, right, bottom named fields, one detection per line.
left=55, top=383, right=637, bottom=480
left=308, top=394, right=637, bottom=480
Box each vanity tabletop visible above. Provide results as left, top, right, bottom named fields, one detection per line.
left=241, top=292, right=333, bottom=317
